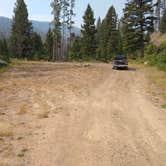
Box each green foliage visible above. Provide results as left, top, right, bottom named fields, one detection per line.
left=69, top=36, right=82, bottom=61
left=81, top=4, right=97, bottom=60
left=122, top=0, right=155, bottom=57
left=159, top=41, right=166, bottom=51
left=160, top=9, right=166, bottom=33
left=96, top=17, right=102, bottom=46
left=44, top=28, right=53, bottom=61
left=144, top=42, right=166, bottom=71
left=31, top=32, right=44, bottom=60
left=145, top=44, right=158, bottom=55
left=10, top=0, right=33, bottom=59
left=0, top=37, right=9, bottom=62
left=97, top=6, right=120, bottom=62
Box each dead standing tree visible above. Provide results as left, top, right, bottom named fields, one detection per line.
left=66, top=0, right=75, bottom=60
left=51, top=0, right=62, bottom=61
left=155, top=0, right=166, bottom=30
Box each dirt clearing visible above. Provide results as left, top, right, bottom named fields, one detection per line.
left=0, top=62, right=166, bottom=166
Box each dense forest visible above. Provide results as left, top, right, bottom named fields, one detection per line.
left=0, top=0, right=166, bottom=70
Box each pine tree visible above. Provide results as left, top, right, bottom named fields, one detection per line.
left=10, top=0, right=33, bottom=59
left=106, top=6, right=118, bottom=58
left=96, top=19, right=107, bottom=61
left=121, top=2, right=140, bottom=55
left=69, top=36, right=82, bottom=61
left=96, top=17, right=102, bottom=47
left=44, top=28, right=53, bottom=61
left=160, top=8, right=166, bottom=33
left=117, top=21, right=123, bottom=54
left=0, top=37, right=9, bottom=62
left=81, top=4, right=96, bottom=60
left=51, top=0, right=62, bottom=61
left=31, top=32, right=43, bottom=60
left=97, top=6, right=119, bottom=61
left=122, top=0, right=155, bottom=57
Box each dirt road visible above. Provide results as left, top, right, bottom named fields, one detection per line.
left=0, top=62, right=166, bottom=166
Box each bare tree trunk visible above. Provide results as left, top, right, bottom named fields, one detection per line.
left=141, top=45, right=144, bottom=58
left=62, top=24, right=65, bottom=61
left=157, top=0, right=161, bottom=30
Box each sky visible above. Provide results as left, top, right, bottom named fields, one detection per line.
left=0, top=0, right=126, bottom=27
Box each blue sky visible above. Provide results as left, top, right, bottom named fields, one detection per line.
left=0, top=0, right=126, bottom=27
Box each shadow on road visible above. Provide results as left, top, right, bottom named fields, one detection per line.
left=128, top=67, right=137, bottom=71
left=113, top=67, right=137, bottom=71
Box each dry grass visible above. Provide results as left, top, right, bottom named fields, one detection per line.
left=148, top=68, right=166, bottom=96
left=144, top=66, right=166, bottom=106
left=37, top=110, right=50, bottom=119
left=151, top=32, right=166, bottom=46
left=0, top=161, right=10, bottom=166
left=17, top=136, right=24, bottom=140
left=0, top=86, right=4, bottom=92
left=17, top=153, right=24, bottom=158
left=17, top=105, right=27, bottom=115
left=0, top=121, right=13, bottom=137
left=161, top=104, right=166, bottom=109
left=17, top=148, right=28, bottom=158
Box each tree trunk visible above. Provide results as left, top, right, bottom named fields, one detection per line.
left=141, top=44, right=144, bottom=58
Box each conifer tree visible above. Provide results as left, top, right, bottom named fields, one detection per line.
left=160, top=8, right=166, bottom=33
left=69, top=36, right=82, bottom=61
left=97, top=6, right=119, bottom=61
left=0, top=37, right=9, bottom=62
left=122, top=0, right=155, bottom=57
left=31, top=32, right=43, bottom=60
left=121, top=2, right=140, bottom=55
left=117, top=22, right=123, bottom=54
left=44, top=28, right=53, bottom=61
left=81, top=4, right=96, bottom=60
left=96, top=17, right=102, bottom=47
left=10, top=0, right=33, bottom=59
left=106, top=6, right=118, bottom=58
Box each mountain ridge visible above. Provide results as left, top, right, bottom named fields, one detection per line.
left=0, top=16, right=80, bottom=39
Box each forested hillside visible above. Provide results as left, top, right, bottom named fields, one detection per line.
left=0, top=0, right=166, bottom=70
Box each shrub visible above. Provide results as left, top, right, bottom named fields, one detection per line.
left=145, top=44, right=158, bottom=55
left=144, top=42, right=166, bottom=71
left=159, top=41, right=166, bottom=52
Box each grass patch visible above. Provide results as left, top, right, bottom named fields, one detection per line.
left=147, top=68, right=166, bottom=96
left=151, top=32, right=166, bottom=46
left=11, top=58, right=28, bottom=64
left=17, top=153, right=24, bottom=158
left=17, top=105, right=27, bottom=115
left=21, top=148, right=28, bottom=153
left=37, top=110, right=49, bottom=119
left=0, top=86, right=5, bottom=91
left=17, top=136, right=24, bottom=140
left=0, top=65, right=10, bottom=73
left=161, top=104, right=166, bottom=109
left=17, top=148, right=28, bottom=158
left=0, top=121, right=13, bottom=137
left=141, top=66, right=166, bottom=107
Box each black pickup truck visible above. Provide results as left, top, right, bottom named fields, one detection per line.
left=112, top=55, right=128, bottom=70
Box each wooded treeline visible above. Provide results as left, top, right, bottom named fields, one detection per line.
left=0, top=0, right=166, bottom=64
